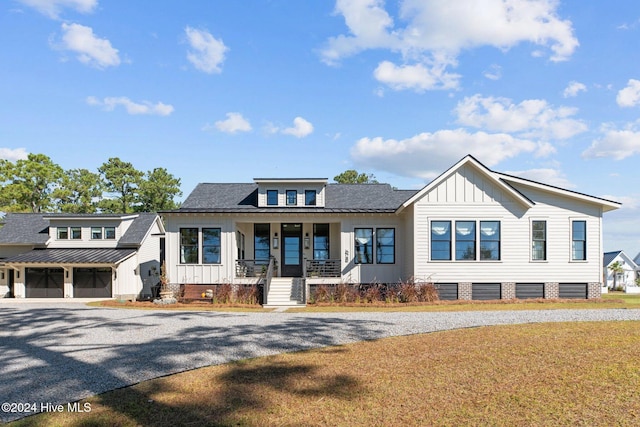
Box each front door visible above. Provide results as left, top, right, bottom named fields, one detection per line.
left=281, top=223, right=302, bottom=277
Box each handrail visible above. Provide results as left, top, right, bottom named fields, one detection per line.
left=305, top=259, right=341, bottom=278
left=263, top=256, right=275, bottom=305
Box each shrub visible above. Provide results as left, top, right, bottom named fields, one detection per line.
left=214, top=283, right=232, bottom=304
left=417, top=282, right=439, bottom=302
left=362, top=284, right=382, bottom=303
left=399, top=281, right=419, bottom=303
left=313, top=284, right=332, bottom=303
left=335, top=282, right=358, bottom=303
left=236, top=284, right=259, bottom=305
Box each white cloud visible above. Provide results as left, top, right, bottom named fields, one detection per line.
left=563, top=81, right=587, bottom=98
left=212, top=112, right=252, bottom=134
left=322, top=0, right=578, bottom=92
left=87, top=96, right=174, bottom=116
left=373, top=59, right=460, bottom=92
left=350, top=129, right=541, bottom=180
left=0, top=148, right=29, bottom=161
left=18, top=0, right=97, bottom=19
left=617, top=79, right=640, bottom=107
left=483, top=64, right=502, bottom=81
left=185, top=26, right=228, bottom=74
left=582, top=127, right=640, bottom=160
left=58, top=23, right=120, bottom=68
left=282, top=117, right=314, bottom=138
left=504, top=168, right=575, bottom=188
left=454, top=94, right=587, bottom=140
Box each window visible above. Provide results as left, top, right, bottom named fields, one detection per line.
left=286, top=190, right=297, bottom=205
left=104, top=227, right=116, bottom=240
left=305, top=190, right=317, bottom=206
left=431, top=221, right=451, bottom=260
left=479, top=221, right=500, bottom=260
left=266, top=190, right=278, bottom=206
left=354, top=228, right=373, bottom=264
left=180, top=228, right=198, bottom=264
left=91, top=227, right=102, bottom=240
left=202, top=228, right=221, bottom=264
left=71, top=227, right=82, bottom=240
left=532, top=221, right=546, bottom=261
left=237, top=231, right=245, bottom=260
left=572, top=220, right=586, bottom=261
left=254, top=224, right=270, bottom=265
left=57, top=227, right=69, bottom=240
left=376, top=228, right=395, bottom=264
left=313, top=224, right=329, bottom=260
left=455, top=221, right=476, bottom=260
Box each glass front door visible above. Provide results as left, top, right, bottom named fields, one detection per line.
left=281, top=223, right=302, bottom=277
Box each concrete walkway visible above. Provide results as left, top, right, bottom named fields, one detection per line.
left=1, top=302, right=639, bottom=422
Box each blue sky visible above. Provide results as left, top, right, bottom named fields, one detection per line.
left=2, top=0, right=640, bottom=256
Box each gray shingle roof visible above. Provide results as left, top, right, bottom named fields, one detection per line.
left=0, top=213, right=50, bottom=245
left=3, top=248, right=136, bottom=264
left=119, top=213, right=159, bottom=246
left=0, top=213, right=159, bottom=246
left=174, top=183, right=419, bottom=213
left=603, top=251, right=621, bottom=267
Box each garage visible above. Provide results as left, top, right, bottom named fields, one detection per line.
left=74, top=268, right=112, bottom=298
left=25, top=268, right=64, bottom=298
left=472, top=283, right=501, bottom=300
left=516, top=283, right=544, bottom=299
left=559, top=283, right=588, bottom=299
left=435, top=283, right=458, bottom=300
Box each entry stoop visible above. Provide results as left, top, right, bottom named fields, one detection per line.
left=264, top=277, right=306, bottom=307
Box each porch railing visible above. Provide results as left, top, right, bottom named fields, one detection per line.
left=235, top=259, right=268, bottom=278
left=304, top=259, right=341, bottom=278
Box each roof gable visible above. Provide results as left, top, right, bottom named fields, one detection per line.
left=399, top=155, right=534, bottom=212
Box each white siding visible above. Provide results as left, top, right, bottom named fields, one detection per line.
left=412, top=165, right=604, bottom=284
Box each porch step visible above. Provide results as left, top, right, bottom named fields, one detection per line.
left=266, top=277, right=305, bottom=306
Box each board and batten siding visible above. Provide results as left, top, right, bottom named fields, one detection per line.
left=165, top=215, right=235, bottom=285
left=412, top=164, right=603, bottom=285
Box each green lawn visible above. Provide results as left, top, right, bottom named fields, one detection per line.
left=12, top=321, right=640, bottom=427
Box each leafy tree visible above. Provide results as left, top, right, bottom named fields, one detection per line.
left=136, top=167, right=182, bottom=212
left=333, top=169, right=378, bottom=184
left=54, top=168, right=104, bottom=213
left=0, top=153, right=64, bottom=212
left=98, top=157, right=143, bottom=213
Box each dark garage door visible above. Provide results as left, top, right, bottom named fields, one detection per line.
left=26, top=268, right=64, bottom=298
left=472, top=283, right=501, bottom=300
left=516, top=283, right=544, bottom=299
left=559, top=283, right=587, bottom=299
left=74, top=268, right=112, bottom=298
left=435, top=283, right=458, bottom=300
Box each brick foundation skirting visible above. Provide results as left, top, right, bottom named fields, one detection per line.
left=458, top=282, right=472, bottom=300
left=501, top=282, right=516, bottom=300
left=544, top=282, right=559, bottom=299
left=587, top=282, right=601, bottom=299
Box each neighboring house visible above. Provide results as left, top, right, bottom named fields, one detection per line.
left=0, top=213, right=164, bottom=299
left=603, top=250, right=639, bottom=292
left=161, top=155, right=620, bottom=306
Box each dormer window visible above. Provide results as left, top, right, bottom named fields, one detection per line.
left=286, top=190, right=297, bottom=206
left=57, top=227, right=69, bottom=239
left=305, top=190, right=316, bottom=206
left=105, top=227, right=116, bottom=239
left=71, top=227, right=82, bottom=239
left=91, top=227, right=103, bottom=239
left=267, top=190, right=278, bottom=206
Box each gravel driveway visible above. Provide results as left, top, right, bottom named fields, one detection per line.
left=1, top=302, right=639, bottom=422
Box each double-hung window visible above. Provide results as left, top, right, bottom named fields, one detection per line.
left=180, top=228, right=198, bottom=264
left=431, top=221, right=451, bottom=260
left=202, top=228, right=221, bottom=264
left=479, top=221, right=500, bottom=260
left=532, top=221, right=546, bottom=261
left=572, top=220, right=586, bottom=260
left=57, top=227, right=69, bottom=239
left=104, top=227, right=116, bottom=240
left=455, top=221, right=476, bottom=260
left=305, top=190, right=317, bottom=206
left=376, top=228, right=395, bottom=264
left=91, top=227, right=103, bottom=240
left=313, top=224, right=329, bottom=260
left=354, top=228, right=373, bottom=264
left=71, top=227, right=82, bottom=240
left=286, top=190, right=297, bottom=206
left=266, top=190, right=278, bottom=206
